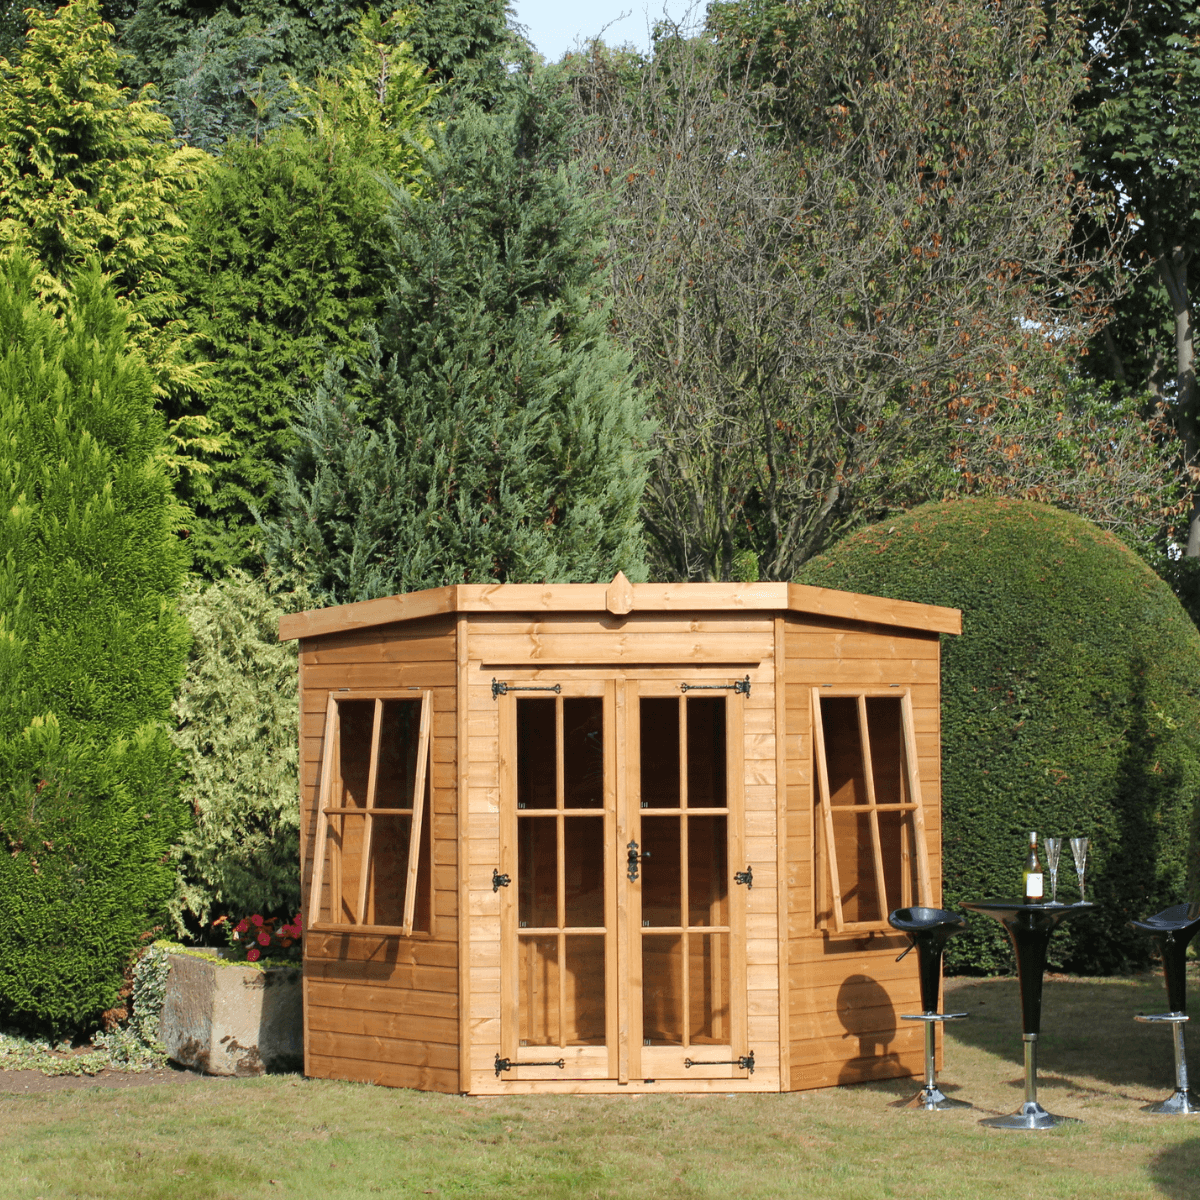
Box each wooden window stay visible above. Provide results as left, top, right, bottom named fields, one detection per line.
left=309, top=690, right=433, bottom=934
left=812, top=688, right=931, bottom=932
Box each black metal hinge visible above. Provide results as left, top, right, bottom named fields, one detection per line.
left=734, top=866, right=753, bottom=889
left=681, top=675, right=751, bottom=697
left=684, top=1050, right=755, bottom=1074
left=492, top=868, right=511, bottom=892
left=492, top=679, right=562, bottom=700
left=495, top=1054, right=564, bottom=1077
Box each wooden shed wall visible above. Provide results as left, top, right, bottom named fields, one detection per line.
left=782, top=615, right=944, bottom=1090
left=298, top=614, right=461, bottom=1092
left=460, top=611, right=783, bottom=1094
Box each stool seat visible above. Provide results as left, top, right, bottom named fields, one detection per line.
left=888, top=906, right=971, bottom=1111
left=1130, top=903, right=1200, bottom=1115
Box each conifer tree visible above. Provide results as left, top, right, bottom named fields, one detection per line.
left=170, top=13, right=433, bottom=573
left=265, top=87, right=651, bottom=602
left=0, top=254, right=191, bottom=1033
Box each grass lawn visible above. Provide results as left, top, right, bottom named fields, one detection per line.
left=2, top=972, right=1198, bottom=1199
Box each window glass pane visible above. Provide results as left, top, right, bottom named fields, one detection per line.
left=365, top=815, right=412, bottom=926
left=640, top=816, right=681, bottom=927
left=865, top=697, right=904, bottom=807
left=518, top=936, right=559, bottom=1047
left=832, top=809, right=882, bottom=923
left=821, top=696, right=868, bottom=805
left=563, top=936, right=606, bottom=1045
left=642, top=934, right=684, bottom=1046
left=639, top=698, right=680, bottom=808
left=687, top=815, right=728, bottom=927
left=518, top=817, right=558, bottom=928
left=563, top=816, right=604, bottom=927
left=337, top=700, right=375, bottom=808
left=517, top=699, right=557, bottom=809
left=319, top=813, right=366, bottom=923
left=688, top=933, right=730, bottom=1045
left=375, top=699, right=421, bottom=809
left=686, top=697, right=726, bottom=807
left=563, top=698, right=603, bottom=809
left=878, top=809, right=917, bottom=913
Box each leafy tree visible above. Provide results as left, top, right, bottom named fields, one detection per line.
left=169, top=13, right=433, bottom=573
left=568, top=1, right=1161, bottom=581
left=0, top=254, right=191, bottom=1033
left=799, top=499, right=1200, bottom=974
left=170, top=569, right=310, bottom=934
left=0, top=0, right=209, bottom=401
left=264, top=93, right=652, bottom=602
left=1074, top=2, right=1200, bottom=556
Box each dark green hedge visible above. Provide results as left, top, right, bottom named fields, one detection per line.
left=797, top=499, right=1200, bottom=975
left=0, top=256, right=190, bottom=1033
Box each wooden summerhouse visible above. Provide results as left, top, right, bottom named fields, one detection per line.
left=278, top=576, right=961, bottom=1095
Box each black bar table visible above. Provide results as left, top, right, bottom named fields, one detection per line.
left=962, top=900, right=1094, bottom=1130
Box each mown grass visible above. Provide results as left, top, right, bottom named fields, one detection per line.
left=2, top=972, right=1199, bottom=1199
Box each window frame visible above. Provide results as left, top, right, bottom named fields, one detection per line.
left=308, top=689, right=433, bottom=935
left=811, top=686, right=931, bottom=933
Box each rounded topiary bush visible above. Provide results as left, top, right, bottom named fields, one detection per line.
left=797, top=499, right=1200, bottom=975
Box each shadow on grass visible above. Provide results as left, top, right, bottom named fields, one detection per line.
left=1147, top=1138, right=1200, bottom=1198
left=943, top=973, right=1198, bottom=1095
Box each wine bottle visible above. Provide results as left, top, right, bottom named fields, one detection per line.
left=1023, top=831, right=1044, bottom=903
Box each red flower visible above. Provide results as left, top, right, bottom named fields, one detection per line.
left=251, top=914, right=264, bottom=928
left=293, top=914, right=303, bottom=931
left=257, top=931, right=271, bottom=946
left=247, top=947, right=261, bottom=961
left=235, top=919, right=249, bottom=934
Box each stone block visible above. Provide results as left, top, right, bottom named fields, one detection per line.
left=160, top=952, right=302, bottom=1076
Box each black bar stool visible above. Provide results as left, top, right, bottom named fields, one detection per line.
left=1131, top=903, right=1200, bottom=1115
left=888, top=906, right=971, bottom=1111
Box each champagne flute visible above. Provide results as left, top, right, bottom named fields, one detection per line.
left=1045, top=837, right=1062, bottom=905
left=1070, top=837, right=1089, bottom=903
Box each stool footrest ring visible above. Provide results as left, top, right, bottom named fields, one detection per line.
left=901, top=1012, right=969, bottom=1022
left=1135, top=1013, right=1189, bottom=1024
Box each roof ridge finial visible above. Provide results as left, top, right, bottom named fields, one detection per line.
left=605, top=571, right=634, bottom=616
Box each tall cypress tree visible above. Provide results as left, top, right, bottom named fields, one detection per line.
left=0, top=254, right=190, bottom=1033
left=265, top=84, right=651, bottom=602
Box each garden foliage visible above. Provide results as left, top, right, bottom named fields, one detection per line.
left=171, top=570, right=309, bottom=933
left=0, top=0, right=208, bottom=401
left=0, top=254, right=191, bottom=1033
left=798, top=499, right=1200, bottom=974
left=265, top=91, right=652, bottom=602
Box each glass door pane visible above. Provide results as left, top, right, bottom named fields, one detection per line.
left=635, top=694, right=736, bottom=1069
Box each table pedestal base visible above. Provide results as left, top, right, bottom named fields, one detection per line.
left=979, top=1100, right=1079, bottom=1131
left=1142, top=1089, right=1200, bottom=1115
left=979, top=1033, right=1079, bottom=1131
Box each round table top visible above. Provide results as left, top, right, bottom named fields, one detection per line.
left=962, top=899, right=1095, bottom=929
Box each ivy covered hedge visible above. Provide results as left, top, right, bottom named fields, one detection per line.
left=797, top=499, right=1200, bottom=974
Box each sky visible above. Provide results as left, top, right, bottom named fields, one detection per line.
left=510, top=0, right=697, bottom=62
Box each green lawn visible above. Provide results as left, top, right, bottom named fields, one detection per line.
left=3, top=973, right=1198, bottom=1199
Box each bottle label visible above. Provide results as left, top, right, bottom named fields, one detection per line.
left=1025, top=873, right=1044, bottom=900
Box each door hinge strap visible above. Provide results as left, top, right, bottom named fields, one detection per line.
left=735, top=866, right=753, bottom=889
left=492, top=679, right=562, bottom=700
left=495, top=1054, right=564, bottom=1076
left=683, top=1050, right=755, bottom=1074
left=492, top=868, right=511, bottom=892
left=680, top=675, right=751, bottom=697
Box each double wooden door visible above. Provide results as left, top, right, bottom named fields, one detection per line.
left=496, top=678, right=750, bottom=1084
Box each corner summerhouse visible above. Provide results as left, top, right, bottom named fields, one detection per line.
left=278, top=575, right=961, bottom=1095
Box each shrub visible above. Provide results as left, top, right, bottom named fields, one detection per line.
left=797, top=498, right=1200, bottom=974
left=170, top=569, right=309, bottom=934
left=0, top=254, right=190, bottom=1034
